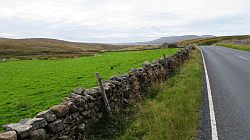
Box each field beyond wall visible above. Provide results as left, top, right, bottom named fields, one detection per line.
left=0, top=48, right=179, bottom=129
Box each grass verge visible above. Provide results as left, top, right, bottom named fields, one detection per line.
left=216, top=43, right=250, bottom=51
left=90, top=49, right=202, bottom=140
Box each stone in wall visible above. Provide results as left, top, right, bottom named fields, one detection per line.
left=29, top=129, right=46, bottom=140
left=3, top=118, right=47, bottom=139
left=0, top=131, right=17, bottom=140
left=50, top=105, right=69, bottom=118
left=36, top=110, right=57, bottom=122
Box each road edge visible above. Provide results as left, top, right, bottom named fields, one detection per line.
left=197, top=46, right=218, bottom=140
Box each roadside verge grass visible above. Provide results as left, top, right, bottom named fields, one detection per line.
left=117, top=49, right=202, bottom=140
left=216, top=43, right=250, bottom=51
left=90, top=49, right=202, bottom=139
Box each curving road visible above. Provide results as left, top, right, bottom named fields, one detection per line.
left=199, top=45, right=250, bottom=140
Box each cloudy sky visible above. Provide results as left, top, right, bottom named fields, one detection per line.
left=0, top=0, right=249, bottom=43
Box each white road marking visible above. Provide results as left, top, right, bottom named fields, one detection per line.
left=222, top=49, right=249, bottom=61
left=236, top=55, right=249, bottom=61
left=198, top=46, right=219, bottom=140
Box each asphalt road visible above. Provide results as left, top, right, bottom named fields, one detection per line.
left=199, top=45, right=250, bottom=140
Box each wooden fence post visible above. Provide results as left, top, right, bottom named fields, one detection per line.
left=96, top=73, right=112, bottom=116
left=163, top=53, right=167, bottom=67
left=163, top=53, right=167, bottom=80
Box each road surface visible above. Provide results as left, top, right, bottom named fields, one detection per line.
left=199, top=45, right=250, bottom=140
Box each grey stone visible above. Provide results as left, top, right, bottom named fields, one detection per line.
left=76, top=123, right=85, bottom=133
left=81, top=110, right=90, bottom=116
left=36, top=110, right=57, bottom=122
left=47, top=119, right=65, bottom=133
left=57, top=135, right=71, bottom=140
left=84, top=89, right=97, bottom=100
left=109, top=76, right=118, bottom=81
left=20, top=118, right=47, bottom=129
left=73, top=96, right=86, bottom=107
left=0, top=131, right=17, bottom=140
left=69, top=105, right=78, bottom=113
left=71, top=112, right=79, bottom=119
left=30, top=129, right=46, bottom=140
left=73, top=87, right=85, bottom=95
left=83, top=93, right=95, bottom=101
left=4, top=123, right=33, bottom=138
left=78, top=107, right=85, bottom=112
left=62, top=97, right=72, bottom=102
left=63, top=125, right=71, bottom=132
left=130, top=68, right=138, bottom=73
left=3, top=118, right=46, bottom=138
left=62, top=101, right=78, bottom=113
left=63, top=115, right=73, bottom=124
left=50, top=105, right=69, bottom=118
left=69, top=93, right=78, bottom=98
left=143, top=61, right=151, bottom=67
left=88, top=103, right=95, bottom=108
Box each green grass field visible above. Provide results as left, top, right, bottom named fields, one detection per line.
left=0, top=48, right=179, bottom=129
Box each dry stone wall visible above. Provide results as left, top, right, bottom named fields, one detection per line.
left=0, top=46, right=195, bottom=140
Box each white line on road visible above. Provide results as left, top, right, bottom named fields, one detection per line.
left=198, top=46, right=218, bottom=140
left=222, top=49, right=249, bottom=61
left=236, top=55, right=249, bottom=61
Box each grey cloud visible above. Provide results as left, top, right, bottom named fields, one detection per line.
left=0, top=0, right=249, bottom=43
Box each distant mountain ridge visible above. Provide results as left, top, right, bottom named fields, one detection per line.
left=0, top=37, right=9, bottom=41
left=136, top=35, right=214, bottom=45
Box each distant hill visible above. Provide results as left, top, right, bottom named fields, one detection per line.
left=136, top=35, right=214, bottom=45
left=0, top=35, right=215, bottom=59
left=0, top=37, right=9, bottom=41
left=0, top=38, right=130, bottom=59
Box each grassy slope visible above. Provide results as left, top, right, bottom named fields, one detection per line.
left=216, top=42, right=250, bottom=51
left=178, top=35, right=250, bottom=51
left=0, top=38, right=130, bottom=52
left=116, top=49, right=202, bottom=140
left=178, top=35, right=250, bottom=46
left=0, top=38, right=132, bottom=59
left=0, top=48, right=179, bottom=128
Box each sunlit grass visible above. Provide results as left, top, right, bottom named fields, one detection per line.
left=0, top=48, right=179, bottom=130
